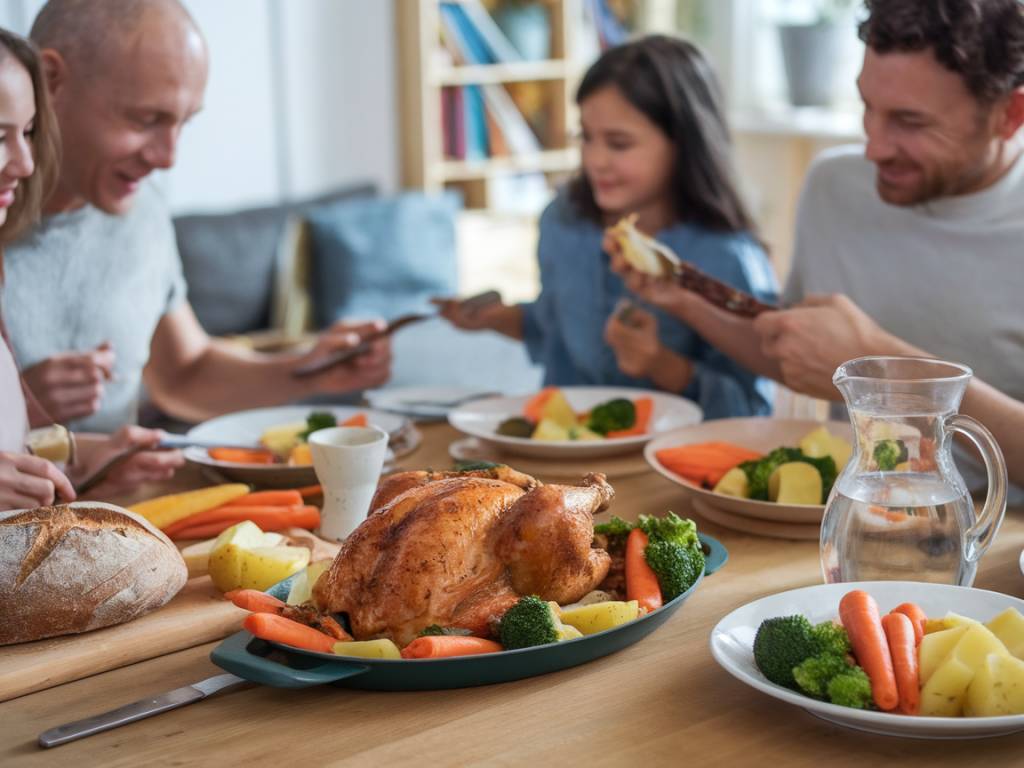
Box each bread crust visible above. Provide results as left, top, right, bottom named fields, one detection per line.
left=0, top=502, right=187, bottom=645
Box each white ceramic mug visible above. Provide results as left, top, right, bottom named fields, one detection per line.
left=308, top=426, right=389, bottom=542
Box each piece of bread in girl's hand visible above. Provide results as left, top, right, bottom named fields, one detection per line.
left=606, top=214, right=681, bottom=277
left=0, top=502, right=188, bottom=645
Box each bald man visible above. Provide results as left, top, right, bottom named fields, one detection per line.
left=2, top=0, right=391, bottom=433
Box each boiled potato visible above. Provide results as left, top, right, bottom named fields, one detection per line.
left=986, top=608, right=1024, bottom=659
left=286, top=560, right=332, bottom=605
left=182, top=532, right=284, bottom=579
left=965, top=653, right=1024, bottom=716
left=919, top=623, right=1011, bottom=716
left=942, top=612, right=981, bottom=630
left=208, top=521, right=310, bottom=593
left=559, top=600, right=639, bottom=635
left=260, top=420, right=307, bottom=457
left=798, top=426, right=853, bottom=471
left=557, top=624, right=584, bottom=641
left=539, top=390, right=578, bottom=429
left=237, top=546, right=310, bottom=591
left=288, top=443, right=313, bottom=466
left=332, top=639, right=401, bottom=659
left=919, top=625, right=968, bottom=685
left=713, top=466, right=750, bottom=498
left=567, top=425, right=602, bottom=441
left=768, top=462, right=822, bottom=505
left=532, top=418, right=570, bottom=441
left=924, top=618, right=949, bottom=635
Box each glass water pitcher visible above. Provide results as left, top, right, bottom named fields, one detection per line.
left=820, top=356, right=1007, bottom=586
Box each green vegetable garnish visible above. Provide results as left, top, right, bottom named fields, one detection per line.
left=499, top=595, right=560, bottom=649
left=738, top=447, right=837, bottom=503
left=586, top=398, right=636, bottom=435
left=299, top=411, right=337, bottom=441
left=643, top=539, right=704, bottom=600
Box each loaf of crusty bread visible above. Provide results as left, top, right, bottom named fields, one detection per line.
left=0, top=502, right=188, bottom=645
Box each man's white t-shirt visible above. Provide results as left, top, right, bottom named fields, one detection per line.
left=785, top=145, right=1024, bottom=495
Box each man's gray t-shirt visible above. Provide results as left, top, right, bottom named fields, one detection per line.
left=2, top=183, right=187, bottom=433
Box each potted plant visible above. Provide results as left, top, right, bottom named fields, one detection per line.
left=777, top=0, right=855, bottom=107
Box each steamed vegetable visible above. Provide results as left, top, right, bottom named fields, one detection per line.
left=401, top=636, right=503, bottom=659
left=243, top=612, right=335, bottom=654
left=499, top=595, right=561, bottom=650
left=739, top=447, right=837, bottom=504
left=558, top=601, right=639, bottom=635
left=129, top=484, right=251, bottom=530
left=586, top=398, right=636, bottom=435
left=882, top=611, right=921, bottom=714
left=753, top=615, right=821, bottom=690
left=642, top=539, right=703, bottom=601
left=625, top=528, right=663, bottom=613
left=839, top=590, right=899, bottom=711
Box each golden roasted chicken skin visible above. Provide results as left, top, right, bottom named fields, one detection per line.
left=313, top=469, right=613, bottom=645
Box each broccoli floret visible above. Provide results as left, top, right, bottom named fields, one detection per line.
left=299, top=411, right=337, bottom=441
left=418, top=625, right=473, bottom=637
left=586, top=398, right=636, bottom=435
left=753, top=615, right=820, bottom=689
left=872, top=439, right=908, bottom=471
left=637, top=511, right=699, bottom=549
left=643, top=539, right=704, bottom=601
left=499, top=595, right=560, bottom=649
left=793, top=654, right=851, bottom=698
left=811, top=621, right=851, bottom=657
left=826, top=666, right=874, bottom=709
left=739, top=447, right=837, bottom=502
left=452, top=460, right=504, bottom=472
left=593, top=515, right=635, bottom=537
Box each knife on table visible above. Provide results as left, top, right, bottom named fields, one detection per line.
left=291, top=290, right=502, bottom=379
left=37, top=673, right=247, bottom=748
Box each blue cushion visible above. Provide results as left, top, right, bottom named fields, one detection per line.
left=306, top=192, right=461, bottom=327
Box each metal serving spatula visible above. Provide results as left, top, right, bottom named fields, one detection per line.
left=37, top=673, right=246, bottom=748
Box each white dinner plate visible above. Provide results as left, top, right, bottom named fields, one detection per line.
left=184, top=405, right=413, bottom=488
left=645, top=418, right=853, bottom=525
left=365, top=387, right=498, bottom=421
left=711, top=580, right=1024, bottom=739
left=447, top=387, right=702, bottom=460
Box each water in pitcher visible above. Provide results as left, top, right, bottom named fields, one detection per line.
left=821, top=471, right=976, bottom=586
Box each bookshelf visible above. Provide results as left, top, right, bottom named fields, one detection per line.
left=397, top=0, right=587, bottom=212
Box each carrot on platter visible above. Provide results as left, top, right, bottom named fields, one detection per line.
left=881, top=612, right=921, bottom=715
left=625, top=528, right=662, bottom=613
left=890, top=602, right=927, bottom=646
left=163, top=505, right=321, bottom=539
left=225, top=589, right=286, bottom=614
left=839, top=590, right=899, bottom=711
left=243, top=613, right=335, bottom=654
left=400, top=636, right=503, bottom=659
left=224, top=490, right=303, bottom=508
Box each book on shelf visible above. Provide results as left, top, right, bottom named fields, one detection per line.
left=441, top=83, right=542, bottom=162
left=438, top=1, right=521, bottom=66
left=584, top=0, right=629, bottom=52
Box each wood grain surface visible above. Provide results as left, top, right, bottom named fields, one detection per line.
left=3, top=423, right=1023, bottom=767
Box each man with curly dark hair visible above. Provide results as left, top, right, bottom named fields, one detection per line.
left=613, top=0, right=1024, bottom=491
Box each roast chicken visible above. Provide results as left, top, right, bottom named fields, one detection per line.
left=312, top=467, right=614, bottom=645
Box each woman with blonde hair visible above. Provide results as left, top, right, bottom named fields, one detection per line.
left=0, top=28, right=181, bottom=510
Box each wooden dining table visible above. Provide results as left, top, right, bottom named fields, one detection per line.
left=3, top=422, right=1024, bottom=766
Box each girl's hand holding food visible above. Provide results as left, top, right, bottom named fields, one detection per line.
left=604, top=231, right=698, bottom=322
left=604, top=304, right=693, bottom=393
left=0, top=452, right=75, bottom=510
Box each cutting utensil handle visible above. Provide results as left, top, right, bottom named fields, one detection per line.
left=210, top=630, right=370, bottom=688
left=37, top=673, right=245, bottom=748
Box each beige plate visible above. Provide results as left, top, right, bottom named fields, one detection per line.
left=644, top=418, right=852, bottom=524
left=692, top=498, right=820, bottom=541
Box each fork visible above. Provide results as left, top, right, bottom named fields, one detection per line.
left=397, top=391, right=500, bottom=409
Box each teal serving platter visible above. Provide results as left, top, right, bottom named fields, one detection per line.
left=210, top=533, right=727, bottom=691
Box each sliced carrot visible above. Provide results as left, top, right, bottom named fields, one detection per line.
left=340, top=413, right=368, bottom=427
left=606, top=397, right=655, bottom=439
left=882, top=612, right=921, bottom=715
left=523, top=387, right=557, bottom=423
left=224, top=490, right=303, bottom=508
left=243, top=613, right=335, bottom=654
left=625, top=528, right=662, bottom=614
left=891, top=602, right=927, bottom=646
left=400, top=636, right=503, bottom=659
left=296, top=484, right=323, bottom=499
left=165, top=505, right=321, bottom=539
left=225, top=589, right=286, bottom=614
left=839, top=590, right=899, bottom=711
left=208, top=447, right=277, bottom=465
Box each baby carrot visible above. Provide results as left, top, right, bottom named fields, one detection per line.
left=625, top=528, right=663, bottom=613
left=243, top=613, right=335, bottom=654
left=400, top=636, right=503, bottom=659
left=340, top=413, right=368, bottom=427
left=164, top=505, right=321, bottom=539
left=839, top=590, right=899, bottom=711
left=225, top=589, right=286, bottom=614
left=224, top=490, right=303, bottom=507
left=891, top=602, right=927, bottom=646
left=208, top=447, right=276, bottom=465
left=606, top=397, right=654, bottom=438
left=882, top=612, right=921, bottom=715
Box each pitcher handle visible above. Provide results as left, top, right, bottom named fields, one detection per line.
left=944, top=414, right=1008, bottom=563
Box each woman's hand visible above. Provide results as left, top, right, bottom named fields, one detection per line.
left=431, top=298, right=524, bottom=340
left=73, top=426, right=184, bottom=498
left=0, top=452, right=76, bottom=510
left=604, top=303, right=693, bottom=392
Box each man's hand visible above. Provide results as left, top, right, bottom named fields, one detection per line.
left=22, top=342, right=115, bottom=423
left=73, top=426, right=184, bottom=498
left=299, top=320, right=392, bottom=394
left=752, top=294, right=909, bottom=400
left=0, top=452, right=76, bottom=510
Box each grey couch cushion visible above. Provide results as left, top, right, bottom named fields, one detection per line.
left=305, top=192, right=460, bottom=326
left=174, top=182, right=376, bottom=336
